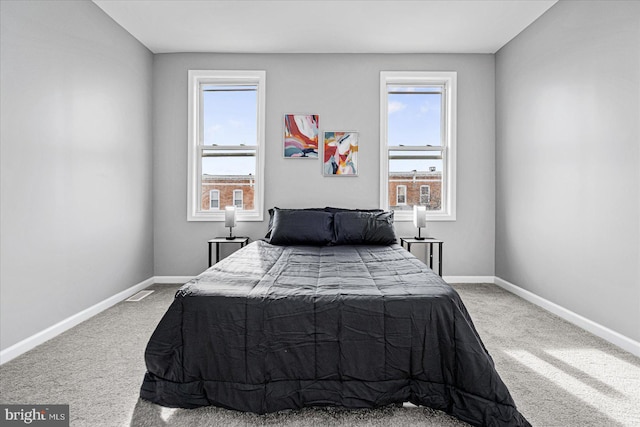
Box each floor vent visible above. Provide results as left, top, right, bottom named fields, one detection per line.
left=126, top=290, right=154, bottom=302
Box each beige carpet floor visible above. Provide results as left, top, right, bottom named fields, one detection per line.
left=1, top=283, right=639, bottom=426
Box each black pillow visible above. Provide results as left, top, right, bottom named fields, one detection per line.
left=324, top=207, right=384, bottom=213
left=269, top=209, right=334, bottom=246
left=265, top=207, right=324, bottom=239
left=333, top=211, right=397, bottom=245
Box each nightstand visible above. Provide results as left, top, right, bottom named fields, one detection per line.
left=208, top=237, right=249, bottom=267
left=400, top=237, right=444, bottom=276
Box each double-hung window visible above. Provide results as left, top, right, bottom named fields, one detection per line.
left=209, top=190, right=220, bottom=210
left=187, top=70, right=265, bottom=221
left=396, top=185, right=407, bottom=205
left=233, top=189, right=243, bottom=209
left=380, top=71, right=456, bottom=221
left=420, top=185, right=430, bottom=205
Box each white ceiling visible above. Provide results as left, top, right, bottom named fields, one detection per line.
left=93, top=0, right=557, bottom=54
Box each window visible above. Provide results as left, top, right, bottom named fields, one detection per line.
left=420, top=185, right=430, bottom=205
left=233, top=189, right=243, bottom=209
left=396, top=185, right=407, bottom=205
left=380, top=71, right=457, bottom=221
left=209, top=190, right=220, bottom=210
left=187, top=70, right=265, bottom=221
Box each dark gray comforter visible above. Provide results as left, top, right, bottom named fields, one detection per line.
left=141, top=241, right=529, bottom=426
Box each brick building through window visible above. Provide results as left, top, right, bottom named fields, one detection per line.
left=389, top=170, right=441, bottom=211
left=201, top=175, right=255, bottom=211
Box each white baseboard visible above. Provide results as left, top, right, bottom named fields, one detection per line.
left=0, top=276, right=155, bottom=365
left=494, top=276, right=640, bottom=358
left=443, top=276, right=496, bottom=284
left=153, top=276, right=195, bottom=284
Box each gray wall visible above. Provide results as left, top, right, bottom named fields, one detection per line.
left=0, top=0, right=154, bottom=350
left=496, top=1, right=640, bottom=341
left=153, top=53, right=495, bottom=277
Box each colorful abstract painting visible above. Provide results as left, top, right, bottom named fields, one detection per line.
left=284, top=114, right=319, bottom=158
left=323, top=131, right=358, bottom=176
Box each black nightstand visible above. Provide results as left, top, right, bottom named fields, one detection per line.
left=208, top=237, right=249, bottom=267
left=400, top=237, right=444, bottom=276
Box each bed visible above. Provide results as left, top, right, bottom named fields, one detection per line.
left=140, top=208, right=530, bottom=426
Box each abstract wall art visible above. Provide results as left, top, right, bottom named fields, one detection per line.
left=284, top=114, right=319, bottom=158
left=323, top=131, right=358, bottom=176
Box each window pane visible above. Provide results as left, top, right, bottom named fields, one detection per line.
left=388, top=86, right=442, bottom=94
left=202, top=150, right=256, bottom=175
left=388, top=88, right=441, bottom=147
left=201, top=154, right=255, bottom=211
left=201, top=178, right=254, bottom=211
left=389, top=155, right=442, bottom=212
left=202, top=85, right=257, bottom=146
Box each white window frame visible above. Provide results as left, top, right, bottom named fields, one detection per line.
left=233, top=189, right=243, bottom=209
left=209, top=189, right=220, bottom=210
left=380, top=71, right=457, bottom=221
left=187, top=70, right=265, bottom=221
left=396, top=185, right=407, bottom=205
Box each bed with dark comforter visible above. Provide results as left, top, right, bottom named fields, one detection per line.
left=141, top=226, right=530, bottom=426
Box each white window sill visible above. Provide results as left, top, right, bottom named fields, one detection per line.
left=187, top=211, right=264, bottom=222
left=393, top=211, right=456, bottom=222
